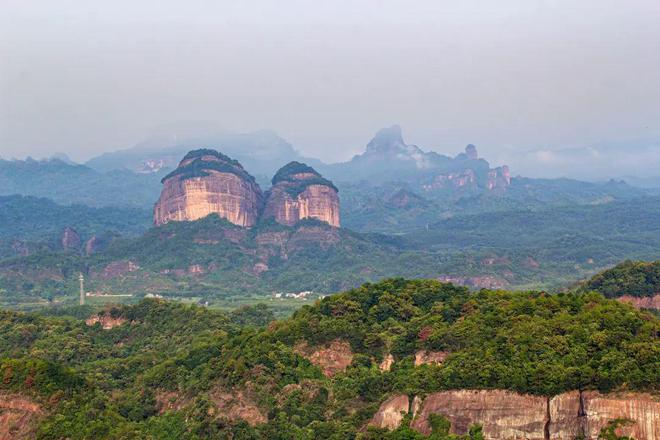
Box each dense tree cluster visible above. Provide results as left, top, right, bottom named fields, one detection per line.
left=0, top=279, right=657, bottom=438
left=579, top=260, right=660, bottom=299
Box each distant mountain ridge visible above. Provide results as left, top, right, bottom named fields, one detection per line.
left=1, top=126, right=652, bottom=235
left=85, top=129, right=323, bottom=178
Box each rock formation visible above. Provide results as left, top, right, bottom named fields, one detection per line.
left=369, top=394, right=410, bottom=430
left=366, top=389, right=660, bottom=440
left=85, top=313, right=127, bottom=330
left=153, top=149, right=263, bottom=227
left=379, top=354, right=395, bottom=371
left=294, top=339, right=353, bottom=377
left=263, top=162, right=340, bottom=227
left=487, top=165, right=511, bottom=191
left=411, top=390, right=548, bottom=439
left=414, top=350, right=449, bottom=366
left=61, top=227, right=81, bottom=251
left=616, top=294, right=660, bottom=310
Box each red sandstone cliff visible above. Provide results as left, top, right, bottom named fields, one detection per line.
left=369, top=389, right=659, bottom=440
left=263, top=162, right=340, bottom=227
left=153, top=149, right=263, bottom=227
left=411, top=390, right=548, bottom=439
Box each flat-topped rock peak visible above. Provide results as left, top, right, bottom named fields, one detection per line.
left=263, top=161, right=340, bottom=227
left=153, top=149, right=264, bottom=227
left=154, top=152, right=340, bottom=228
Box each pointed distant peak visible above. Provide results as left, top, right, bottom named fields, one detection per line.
left=376, top=124, right=403, bottom=139
left=366, top=125, right=405, bottom=153
left=465, top=144, right=478, bottom=160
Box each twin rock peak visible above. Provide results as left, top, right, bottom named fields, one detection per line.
left=153, top=149, right=340, bottom=228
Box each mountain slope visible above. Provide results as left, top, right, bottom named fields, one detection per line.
left=0, top=280, right=657, bottom=438
left=0, top=158, right=162, bottom=208
left=0, top=195, right=151, bottom=259
left=3, top=196, right=660, bottom=306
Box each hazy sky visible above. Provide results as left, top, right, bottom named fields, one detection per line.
left=1, top=0, right=659, bottom=179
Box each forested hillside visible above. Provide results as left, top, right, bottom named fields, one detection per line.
left=0, top=280, right=657, bottom=439
left=2, top=197, right=660, bottom=308
left=576, top=261, right=660, bottom=313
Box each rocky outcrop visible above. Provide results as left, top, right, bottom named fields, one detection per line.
left=84, top=235, right=100, bottom=255
left=0, top=393, right=42, bottom=440
left=487, top=166, right=511, bottom=191
left=411, top=390, right=548, bottom=438
left=616, top=294, right=660, bottom=310
left=422, top=169, right=477, bottom=191
left=294, top=339, right=353, bottom=377
left=263, top=162, right=340, bottom=227
left=208, top=386, right=267, bottom=426
left=581, top=391, right=659, bottom=440
left=85, top=313, right=127, bottom=329
left=153, top=149, right=263, bottom=227
left=369, top=394, right=410, bottom=430
left=405, top=390, right=659, bottom=440
left=414, top=350, right=449, bottom=366
left=61, top=227, right=81, bottom=251
left=379, top=354, right=395, bottom=371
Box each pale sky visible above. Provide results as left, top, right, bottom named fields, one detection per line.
left=1, top=0, right=659, bottom=179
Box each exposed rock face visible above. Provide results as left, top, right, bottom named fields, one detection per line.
left=414, top=350, right=449, bottom=366
left=154, top=149, right=263, bottom=227
left=295, top=339, right=353, bottom=377
left=263, top=162, right=340, bottom=227
left=208, top=386, right=267, bottom=427
left=61, top=227, right=81, bottom=251
left=581, top=392, right=659, bottom=440
left=358, top=125, right=434, bottom=169
left=379, top=354, right=395, bottom=371
left=616, top=294, right=660, bottom=310
left=487, top=166, right=511, bottom=191
left=409, top=390, right=659, bottom=440
left=369, top=394, right=410, bottom=430
left=422, top=169, right=477, bottom=191
left=411, top=390, right=548, bottom=439
left=85, top=313, right=127, bottom=329
left=0, top=393, right=42, bottom=440
left=549, top=390, right=583, bottom=439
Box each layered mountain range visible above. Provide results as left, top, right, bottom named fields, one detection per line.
left=153, top=149, right=340, bottom=228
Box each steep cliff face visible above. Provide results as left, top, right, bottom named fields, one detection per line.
left=404, top=390, right=659, bottom=440
left=369, top=394, right=410, bottom=430
left=411, top=390, right=548, bottom=439
left=263, top=162, right=340, bottom=227
left=581, top=392, right=659, bottom=440
left=153, top=149, right=263, bottom=227
left=61, top=227, right=81, bottom=251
